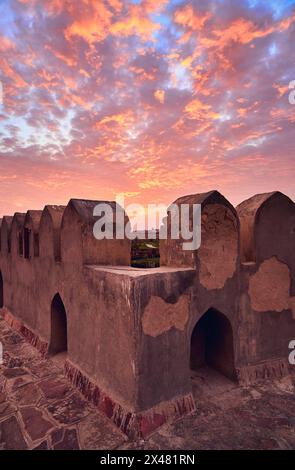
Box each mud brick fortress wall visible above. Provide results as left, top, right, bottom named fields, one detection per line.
left=0, top=191, right=295, bottom=438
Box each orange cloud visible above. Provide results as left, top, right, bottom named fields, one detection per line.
left=154, top=89, right=165, bottom=104
left=273, top=83, right=289, bottom=97
left=0, top=36, right=15, bottom=51
left=184, top=99, right=220, bottom=121
left=97, top=112, right=132, bottom=127
left=174, top=4, right=212, bottom=42
left=1, top=0, right=295, bottom=215
left=65, top=2, right=113, bottom=44
left=110, top=4, right=160, bottom=40
left=211, top=18, right=275, bottom=47
left=107, top=0, right=123, bottom=13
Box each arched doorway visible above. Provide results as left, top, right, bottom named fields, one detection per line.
left=48, top=293, right=67, bottom=355
left=190, top=308, right=236, bottom=381
left=0, top=271, right=3, bottom=308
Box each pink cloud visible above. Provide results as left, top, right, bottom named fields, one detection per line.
left=0, top=0, right=294, bottom=216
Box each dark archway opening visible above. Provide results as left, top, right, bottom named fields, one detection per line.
left=18, top=232, right=23, bottom=256
left=190, top=308, right=236, bottom=381
left=33, top=233, right=39, bottom=257
left=48, top=293, right=67, bottom=356
left=0, top=271, right=3, bottom=308
left=24, top=228, right=30, bottom=259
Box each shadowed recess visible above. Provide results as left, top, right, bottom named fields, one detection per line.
left=49, top=293, right=67, bottom=355
left=190, top=308, right=236, bottom=381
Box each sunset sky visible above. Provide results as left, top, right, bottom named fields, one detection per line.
left=0, top=0, right=294, bottom=218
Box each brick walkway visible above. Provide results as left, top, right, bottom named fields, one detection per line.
left=1, top=314, right=295, bottom=450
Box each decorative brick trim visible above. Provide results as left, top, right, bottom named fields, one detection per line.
left=236, top=358, right=291, bottom=385
left=65, top=359, right=196, bottom=439
left=138, top=393, right=196, bottom=438
left=1, top=307, right=48, bottom=357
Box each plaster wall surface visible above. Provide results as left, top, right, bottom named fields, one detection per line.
left=0, top=190, right=295, bottom=436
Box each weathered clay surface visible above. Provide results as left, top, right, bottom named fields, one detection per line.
left=142, top=295, right=189, bottom=337
left=198, top=204, right=238, bottom=290
left=237, top=192, right=295, bottom=269
left=0, top=190, right=295, bottom=440
left=289, top=297, right=295, bottom=319
left=249, top=257, right=293, bottom=312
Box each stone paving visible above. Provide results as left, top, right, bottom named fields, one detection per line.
left=125, top=373, right=295, bottom=450
left=1, top=314, right=295, bottom=450
left=0, top=316, right=127, bottom=450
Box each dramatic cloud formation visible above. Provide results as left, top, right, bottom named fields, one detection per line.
left=0, top=0, right=294, bottom=215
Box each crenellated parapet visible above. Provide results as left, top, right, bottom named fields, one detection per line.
left=61, top=199, right=131, bottom=266
left=11, top=213, right=26, bottom=257
left=160, top=190, right=240, bottom=290
left=237, top=192, right=295, bottom=264
left=23, top=210, right=43, bottom=259
left=0, top=216, right=13, bottom=255
left=0, top=199, right=131, bottom=266
left=39, top=205, right=66, bottom=261
left=0, top=191, right=294, bottom=438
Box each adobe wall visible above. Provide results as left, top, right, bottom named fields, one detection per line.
left=139, top=191, right=241, bottom=409
left=0, top=190, right=294, bottom=437
left=0, top=200, right=136, bottom=412
left=61, top=199, right=131, bottom=266
left=237, top=192, right=295, bottom=377
left=0, top=216, right=13, bottom=310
